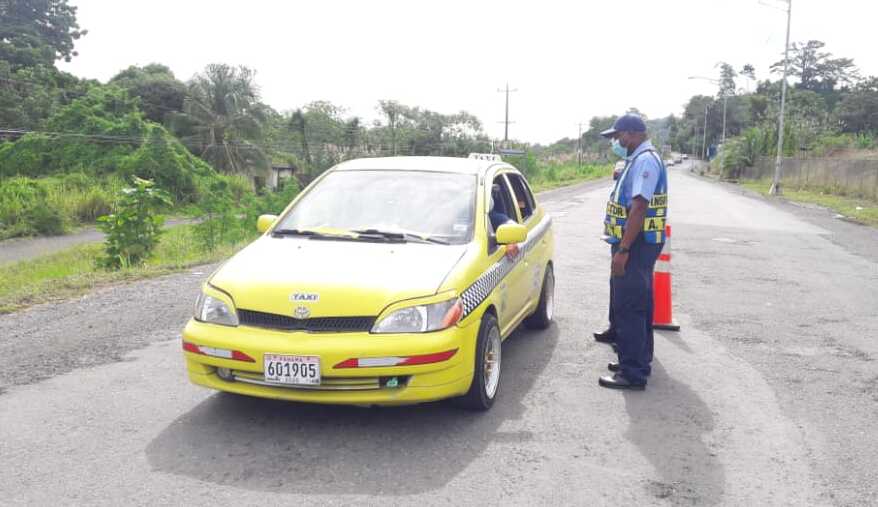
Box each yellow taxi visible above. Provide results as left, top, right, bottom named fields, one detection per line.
left=181, top=154, right=554, bottom=410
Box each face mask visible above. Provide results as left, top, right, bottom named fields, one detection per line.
left=611, top=138, right=628, bottom=158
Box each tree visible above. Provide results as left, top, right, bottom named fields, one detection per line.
left=0, top=59, right=91, bottom=129
left=288, top=108, right=311, bottom=165
left=344, top=117, right=361, bottom=155
left=718, top=63, right=737, bottom=97
left=837, top=77, right=878, bottom=133
left=378, top=100, right=400, bottom=155
left=771, top=40, right=860, bottom=92
left=581, top=115, right=618, bottom=158
left=109, top=64, right=187, bottom=124
left=177, top=64, right=268, bottom=176
left=740, top=64, right=756, bottom=92
left=680, top=95, right=720, bottom=155
left=0, top=85, right=217, bottom=202
left=0, top=0, right=87, bottom=70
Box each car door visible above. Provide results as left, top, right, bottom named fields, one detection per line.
left=486, top=171, right=531, bottom=330
left=505, top=172, right=547, bottom=314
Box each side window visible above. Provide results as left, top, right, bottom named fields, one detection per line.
left=506, top=173, right=535, bottom=221
left=488, top=175, right=518, bottom=233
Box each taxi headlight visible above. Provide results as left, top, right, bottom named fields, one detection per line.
left=372, top=298, right=463, bottom=334
left=194, top=291, right=239, bottom=327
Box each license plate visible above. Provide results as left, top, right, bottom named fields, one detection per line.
left=263, top=354, right=321, bottom=386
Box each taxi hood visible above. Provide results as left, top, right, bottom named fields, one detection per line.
left=209, top=236, right=469, bottom=317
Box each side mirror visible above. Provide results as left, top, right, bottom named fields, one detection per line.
left=495, top=223, right=527, bottom=245
left=257, top=214, right=278, bottom=234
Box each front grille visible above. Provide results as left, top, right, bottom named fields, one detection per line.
left=238, top=309, right=375, bottom=333
left=228, top=369, right=410, bottom=391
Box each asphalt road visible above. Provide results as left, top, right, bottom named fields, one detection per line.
left=1, top=162, right=876, bottom=505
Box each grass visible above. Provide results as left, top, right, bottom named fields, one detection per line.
left=0, top=224, right=256, bottom=314
left=531, top=162, right=612, bottom=193
left=741, top=179, right=878, bottom=227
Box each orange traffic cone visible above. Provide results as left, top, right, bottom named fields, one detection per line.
left=653, top=224, right=680, bottom=331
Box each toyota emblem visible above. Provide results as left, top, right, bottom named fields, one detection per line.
left=293, top=306, right=311, bottom=320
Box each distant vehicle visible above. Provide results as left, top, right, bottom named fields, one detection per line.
left=674, top=155, right=683, bottom=163
left=682, top=154, right=689, bottom=160
left=664, top=159, right=675, bottom=166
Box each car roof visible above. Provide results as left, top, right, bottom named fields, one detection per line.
left=331, top=156, right=511, bottom=175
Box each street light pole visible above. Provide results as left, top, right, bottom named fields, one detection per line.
left=770, top=0, right=792, bottom=196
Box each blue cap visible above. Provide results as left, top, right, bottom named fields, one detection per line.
left=600, top=114, right=647, bottom=137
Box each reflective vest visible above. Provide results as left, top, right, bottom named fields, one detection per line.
left=603, top=149, right=668, bottom=244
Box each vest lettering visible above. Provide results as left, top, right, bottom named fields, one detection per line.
left=603, top=149, right=668, bottom=244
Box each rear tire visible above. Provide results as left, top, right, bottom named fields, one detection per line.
left=455, top=312, right=502, bottom=411
left=524, top=265, right=554, bottom=330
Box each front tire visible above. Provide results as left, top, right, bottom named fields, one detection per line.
left=456, top=312, right=502, bottom=411
left=524, top=264, right=554, bottom=330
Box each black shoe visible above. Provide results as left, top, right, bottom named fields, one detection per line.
left=607, top=362, right=620, bottom=372
left=593, top=328, right=616, bottom=344
left=598, top=373, right=645, bottom=391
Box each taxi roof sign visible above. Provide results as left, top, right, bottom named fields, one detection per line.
left=468, top=153, right=503, bottom=161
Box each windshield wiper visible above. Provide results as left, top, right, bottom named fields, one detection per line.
left=350, top=228, right=405, bottom=243
left=271, top=228, right=357, bottom=241
left=352, top=229, right=449, bottom=245
left=272, top=228, right=319, bottom=237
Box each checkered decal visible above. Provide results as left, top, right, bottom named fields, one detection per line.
left=460, top=216, right=552, bottom=318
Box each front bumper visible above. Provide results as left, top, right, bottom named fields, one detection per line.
left=181, top=318, right=479, bottom=406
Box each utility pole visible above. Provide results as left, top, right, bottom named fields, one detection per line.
left=577, top=122, right=585, bottom=167
left=721, top=93, right=728, bottom=145
left=497, top=83, right=517, bottom=146
left=702, top=104, right=709, bottom=160
left=770, top=0, right=792, bottom=196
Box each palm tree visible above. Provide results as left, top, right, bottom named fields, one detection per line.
left=180, top=64, right=267, bottom=175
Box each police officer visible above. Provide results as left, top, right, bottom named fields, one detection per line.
left=595, top=114, right=668, bottom=390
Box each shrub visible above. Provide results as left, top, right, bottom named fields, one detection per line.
left=0, top=177, right=68, bottom=237
left=812, top=133, right=853, bottom=156
left=30, top=204, right=67, bottom=235
left=96, top=177, right=172, bottom=269
left=73, top=187, right=115, bottom=222
left=855, top=133, right=875, bottom=150
left=192, top=179, right=237, bottom=252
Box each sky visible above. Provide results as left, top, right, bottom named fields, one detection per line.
left=59, top=0, right=878, bottom=145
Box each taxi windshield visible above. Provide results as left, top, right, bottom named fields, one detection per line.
left=276, top=170, right=477, bottom=244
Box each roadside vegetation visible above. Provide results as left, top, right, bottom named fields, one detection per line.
left=0, top=224, right=254, bottom=314
left=528, top=161, right=612, bottom=192
left=740, top=179, right=878, bottom=227
left=0, top=174, right=302, bottom=314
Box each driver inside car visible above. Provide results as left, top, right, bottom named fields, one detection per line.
left=489, top=184, right=514, bottom=231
